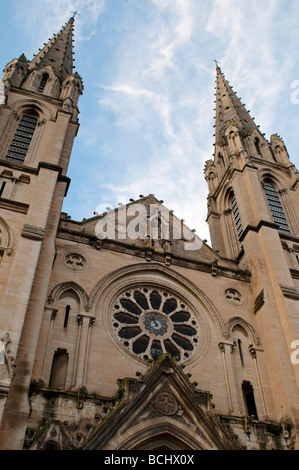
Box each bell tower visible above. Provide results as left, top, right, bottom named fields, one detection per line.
left=205, top=65, right=299, bottom=437
left=0, top=16, right=83, bottom=449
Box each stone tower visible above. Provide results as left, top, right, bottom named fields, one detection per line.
left=205, top=65, right=299, bottom=439
left=0, top=16, right=83, bottom=449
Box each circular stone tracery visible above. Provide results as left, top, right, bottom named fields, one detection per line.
left=112, top=288, right=199, bottom=363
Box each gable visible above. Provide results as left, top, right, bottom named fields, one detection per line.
left=82, top=355, right=238, bottom=450
left=59, top=194, right=222, bottom=265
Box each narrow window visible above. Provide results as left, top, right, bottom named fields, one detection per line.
left=38, top=73, right=48, bottom=93
left=232, top=193, right=243, bottom=238
left=263, top=180, right=290, bottom=235
left=49, top=349, right=68, bottom=390
left=0, top=181, right=6, bottom=197
left=0, top=340, right=5, bottom=365
left=255, top=137, right=262, bottom=156
left=242, top=380, right=258, bottom=419
left=237, top=339, right=245, bottom=367
left=63, top=305, right=71, bottom=329
left=5, top=112, right=38, bottom=164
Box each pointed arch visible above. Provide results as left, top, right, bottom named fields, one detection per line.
left=226, top=317, right=260, bottom=346
left=0, top=216, right=12, bottom=249
left=117, top=422, right=209, bottom=450
left=47, top=281, right=89, bottom=311
left=13, top=98, right=53, bottom=120
left=22, top=65, right=60, bottom=98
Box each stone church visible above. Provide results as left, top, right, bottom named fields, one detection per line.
left=0, top=16, right=299, bottom=451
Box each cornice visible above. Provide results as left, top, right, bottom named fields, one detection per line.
left=0, top=197, right=29, bottom=214
left=56, top=229, right=250, bottom=283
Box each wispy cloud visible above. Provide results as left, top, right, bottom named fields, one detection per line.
left=81, top=0, right=299, bottom=241
left=8, top=0, right=299, bottom=242
left=15, top=0, right=105, bottom=50
left=206, top=0, right=299, bottom=133
left=87, top=0, right=214, bottom=239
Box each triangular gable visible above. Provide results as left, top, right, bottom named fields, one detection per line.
left=60, top=194, right=221, bottom=264
left=82, top=355, right=238, bottom=450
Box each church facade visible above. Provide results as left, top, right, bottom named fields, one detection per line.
left=0, top=17, right=299, bottom=451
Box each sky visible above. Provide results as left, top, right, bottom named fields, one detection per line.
left=1, top=0, right=299, bottom=243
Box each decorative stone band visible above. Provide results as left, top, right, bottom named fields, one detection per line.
left=280, top=285, right=299, bottom=301
left=21, top=224, right=45, bottom=241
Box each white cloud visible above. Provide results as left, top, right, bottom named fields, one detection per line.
left=15, top=0, right=105, bottom=49
left=10, top=0, right=298, bottom=243
left=205, top=0, right=298, bottom=136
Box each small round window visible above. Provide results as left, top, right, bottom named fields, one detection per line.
left=112, top=288, right=199, bottom=363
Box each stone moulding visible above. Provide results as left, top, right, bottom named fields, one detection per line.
left=56, top=229, right=251, bottom=283
left=21, top=223, right=45, bottom=241
left=280, top=284, right=299, bottom=300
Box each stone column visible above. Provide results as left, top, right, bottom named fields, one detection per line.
left=40, top=308, right=57, bottom=381
left=72, top=315, right=95, bottom=389
left=249, top=345, right=268, bottom=419
left=219, top=341, right=240, bottom=415
left=278, top=188, right=299, bottom=234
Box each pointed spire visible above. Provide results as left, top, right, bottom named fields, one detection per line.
left=214, top=64, right=260, bottom=145
left=28, top=15, right=76, bottom=83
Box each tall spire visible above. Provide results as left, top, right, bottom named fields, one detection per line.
left=214, top=65, right=261, bottom=146
left=28, top=15, right=76, bottom=83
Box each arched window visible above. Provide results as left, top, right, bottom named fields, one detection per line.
left=231, top=192, right=243, bottom=238
left=263, top=180, right=290, bottom=235
left=38, top=73, right=49, bottom=93
left=5, top=111, right=38, bottom=164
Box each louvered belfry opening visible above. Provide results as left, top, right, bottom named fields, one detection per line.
left=263, top=180, right=291, bottom=235
left=232, top=193, right=243, bottom=238
left=37, top=73, right=48, bottom=93
left=5, top=112, right=38, bottom=164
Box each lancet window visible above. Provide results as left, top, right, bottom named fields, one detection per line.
left=263, top=180, right=290, bottom=235
left=232, top=193, right=243, bottom=238
left=5, top=112, right=38, bottom=164
left=37, top=73, right=49, bottom=93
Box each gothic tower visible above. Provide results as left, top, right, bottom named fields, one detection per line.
left=0, top=16, right=83, bottom=449
left=205, top=65, right=299, bottom=438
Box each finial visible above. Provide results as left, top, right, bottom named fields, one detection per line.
left=212, top=58, right=221, bottom=71
left=71, top=10, right=80, bottom=19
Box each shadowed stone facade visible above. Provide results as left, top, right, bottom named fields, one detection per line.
left=0, top=17, right=298, bottom=451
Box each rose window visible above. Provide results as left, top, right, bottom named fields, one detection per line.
left=112, top=288, right=199, bottom=363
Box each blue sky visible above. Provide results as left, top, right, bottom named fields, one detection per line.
left=1, top=0, right=299, bottom=243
